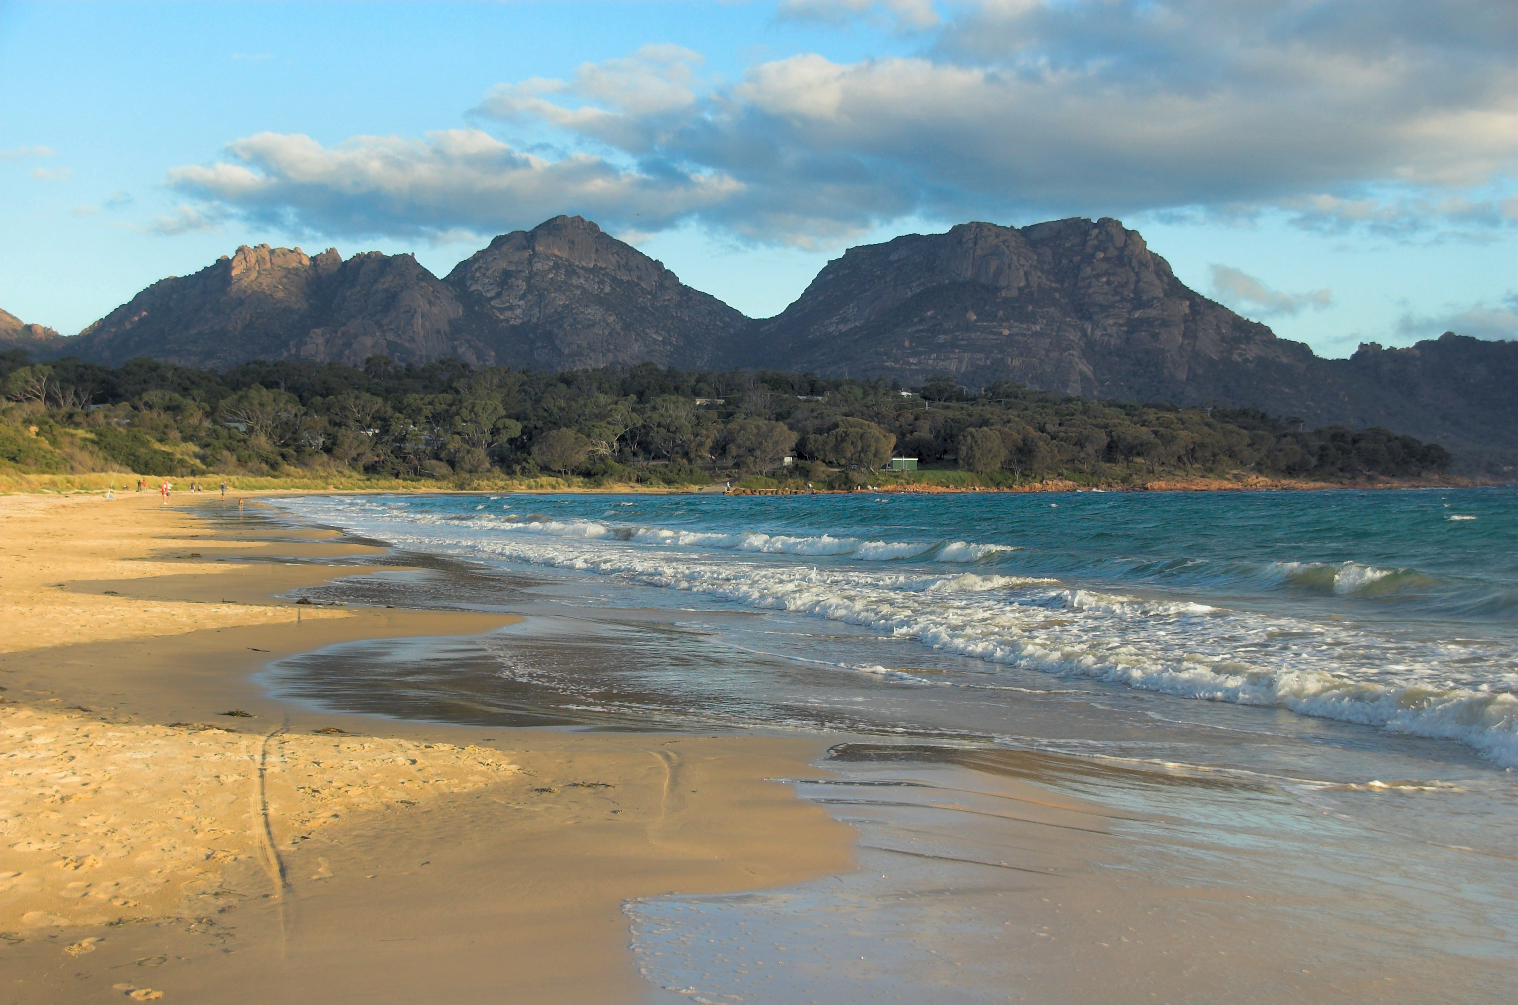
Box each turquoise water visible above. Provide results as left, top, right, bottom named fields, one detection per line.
left=269, top=485, right=1517, bottom=1003
left=276, top=486, right=1516, bottom=769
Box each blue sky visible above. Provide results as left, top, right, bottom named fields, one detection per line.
left=1, top=0, right=1513, bottom=357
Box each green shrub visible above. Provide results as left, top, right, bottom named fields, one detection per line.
left=0, top=424, right=65, bottom=472
left=89, top=427, right=196, bottom=476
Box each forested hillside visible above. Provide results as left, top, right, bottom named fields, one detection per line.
left=0, top=350, right=1453, bottom=489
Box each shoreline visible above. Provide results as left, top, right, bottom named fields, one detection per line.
left=4, top=490, right=1513, bottom=1003
left=1, top=469, right=1504, bottom=499
left=0, top=494, right=855, bottom=1003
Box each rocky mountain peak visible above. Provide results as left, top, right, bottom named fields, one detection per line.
left=454, top=214, right=676, bottom=297
left=228, top=244, right=311, bottom=281
left=313, top=248, right=343, bottom=274
left=1020, top=217, right=1173, bottom=301
left=0, top=307, right=65, bottom=355
left=443, top=215, right=745, bottom=370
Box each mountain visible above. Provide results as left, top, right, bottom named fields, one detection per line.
left=67, top=243, right=466, bottom=369
left=59, top=216, right=743, bottom=371
left=0, top=307, right=67, bottom=357
left=741, top=217, right=1317, bottom=400
left=1309, top=334, right=1514, bottom=465
left=444, top=215, right=746, bottom=370
left=23, top=214, right=1515, bottom=463
left=734, top=217, right=1515, bottom=460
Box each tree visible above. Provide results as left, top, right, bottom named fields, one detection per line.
left=219, top=385, right=304, bottom=444
left=2, top=365, right=53, bottom=404
left=810, top=418, right=895, bottom=470
left=531, top=428, right=591, bottom=474
left=958, top=427, right=1007, bottom=473
left=723, top=418, right=797, bottom=473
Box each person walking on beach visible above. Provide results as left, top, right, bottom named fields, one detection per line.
left=160, top=480, right=171, bottom=504
left=220, top=481, right=227, bottom=501
left=136, top=478, right=144, bottom=493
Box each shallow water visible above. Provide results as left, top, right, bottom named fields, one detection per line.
left=271, top=487, right=1517, bottom=767
left=262, top=487, right=1517, bottom=1003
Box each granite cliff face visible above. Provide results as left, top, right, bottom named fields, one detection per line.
left=0, top=307, right=66, bottom=357
left=443, top=215, right=746, bottom=369
left=62, top=216, right=743, bottom=371
left=736, top=218, right=1314, bottom=401
left=69, top=244, right=466, bottom=369
left=735, top=217, right=1513, bottom=459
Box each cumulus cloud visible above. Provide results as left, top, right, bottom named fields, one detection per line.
left=475, top=44, right=706, bottom=154
left=1395, top=296, right=1518, bottom=342
left=162, top=1, right=1516, bottom=248
left=167, top=129, right=741, bottom=243
left=1283, top=191, right=1517, bottom=239
left=1209, top=265, right=1333, bottom=317
left=30, top=166, right=72, bottom=182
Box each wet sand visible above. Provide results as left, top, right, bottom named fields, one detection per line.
left=0, top=493, right=853, bottom=1003
left=4, top=491, right=1511, bottom=1005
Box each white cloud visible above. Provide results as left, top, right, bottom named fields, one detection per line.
left=30, top=166, right=72, bottom=182
left=71, top=204, right=100, bottom=217
left=162, top=1, right=1516, bottom=249
left=167, top=129, right=742, bottom=242
left=1282, top=191, right=1517, bottom=239
left=145, top=204, right=228, bottom=235
left=2, top=145, right=55, bottom=160
left=1395, top=296, right=1517, bottom=342
left=475, top=45, right=706, bottom=154
left=1209, top=265, right=1333, bottom=317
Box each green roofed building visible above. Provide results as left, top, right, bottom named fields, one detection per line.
left=889, top=457, right=918, bottom=471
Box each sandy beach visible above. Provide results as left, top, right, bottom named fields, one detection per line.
left=3, top=488, right=1512, bottom=1005
left=0, top=492, right=853, bottom=1003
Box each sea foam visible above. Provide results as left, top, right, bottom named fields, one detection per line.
left=273, top=494, right=1518, bottom=768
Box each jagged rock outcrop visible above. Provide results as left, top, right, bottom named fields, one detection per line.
left=1306, top=334, right=1515, bottom=464
left=59, top=216, right=743, bottom=372
left=444, top=215, right=747, bottom=369
left=67, top=244, right=468, bottom=369
left=0, top=307, right=66, bottom=356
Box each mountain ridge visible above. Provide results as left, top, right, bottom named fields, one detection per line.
left=9, top=214, right=1514, bottom=463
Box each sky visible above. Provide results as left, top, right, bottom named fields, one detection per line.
left=1, top=0, right=1513, bottom=358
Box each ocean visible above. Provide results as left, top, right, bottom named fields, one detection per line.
left=266, top=486, right=1516, bottom=1002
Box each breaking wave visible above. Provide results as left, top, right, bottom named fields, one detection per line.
left=273, top=493, right=1518, bottom=768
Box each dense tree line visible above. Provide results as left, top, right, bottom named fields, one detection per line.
left=0, top=350, right=1451, bottom=486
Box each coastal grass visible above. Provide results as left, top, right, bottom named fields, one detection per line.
left=1, top=464, right=1468, bottom=496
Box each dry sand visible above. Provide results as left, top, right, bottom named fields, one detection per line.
left=0, top=492, right=853, bottom=1003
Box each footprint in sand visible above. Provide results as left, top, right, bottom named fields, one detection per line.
left=64, top=937, right=101, bottom=955
left=310, top=857, right=333, bottom=880
left=21, top=911, right=68, bottom=928
left=128, top=991, right=163, bottom=1001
